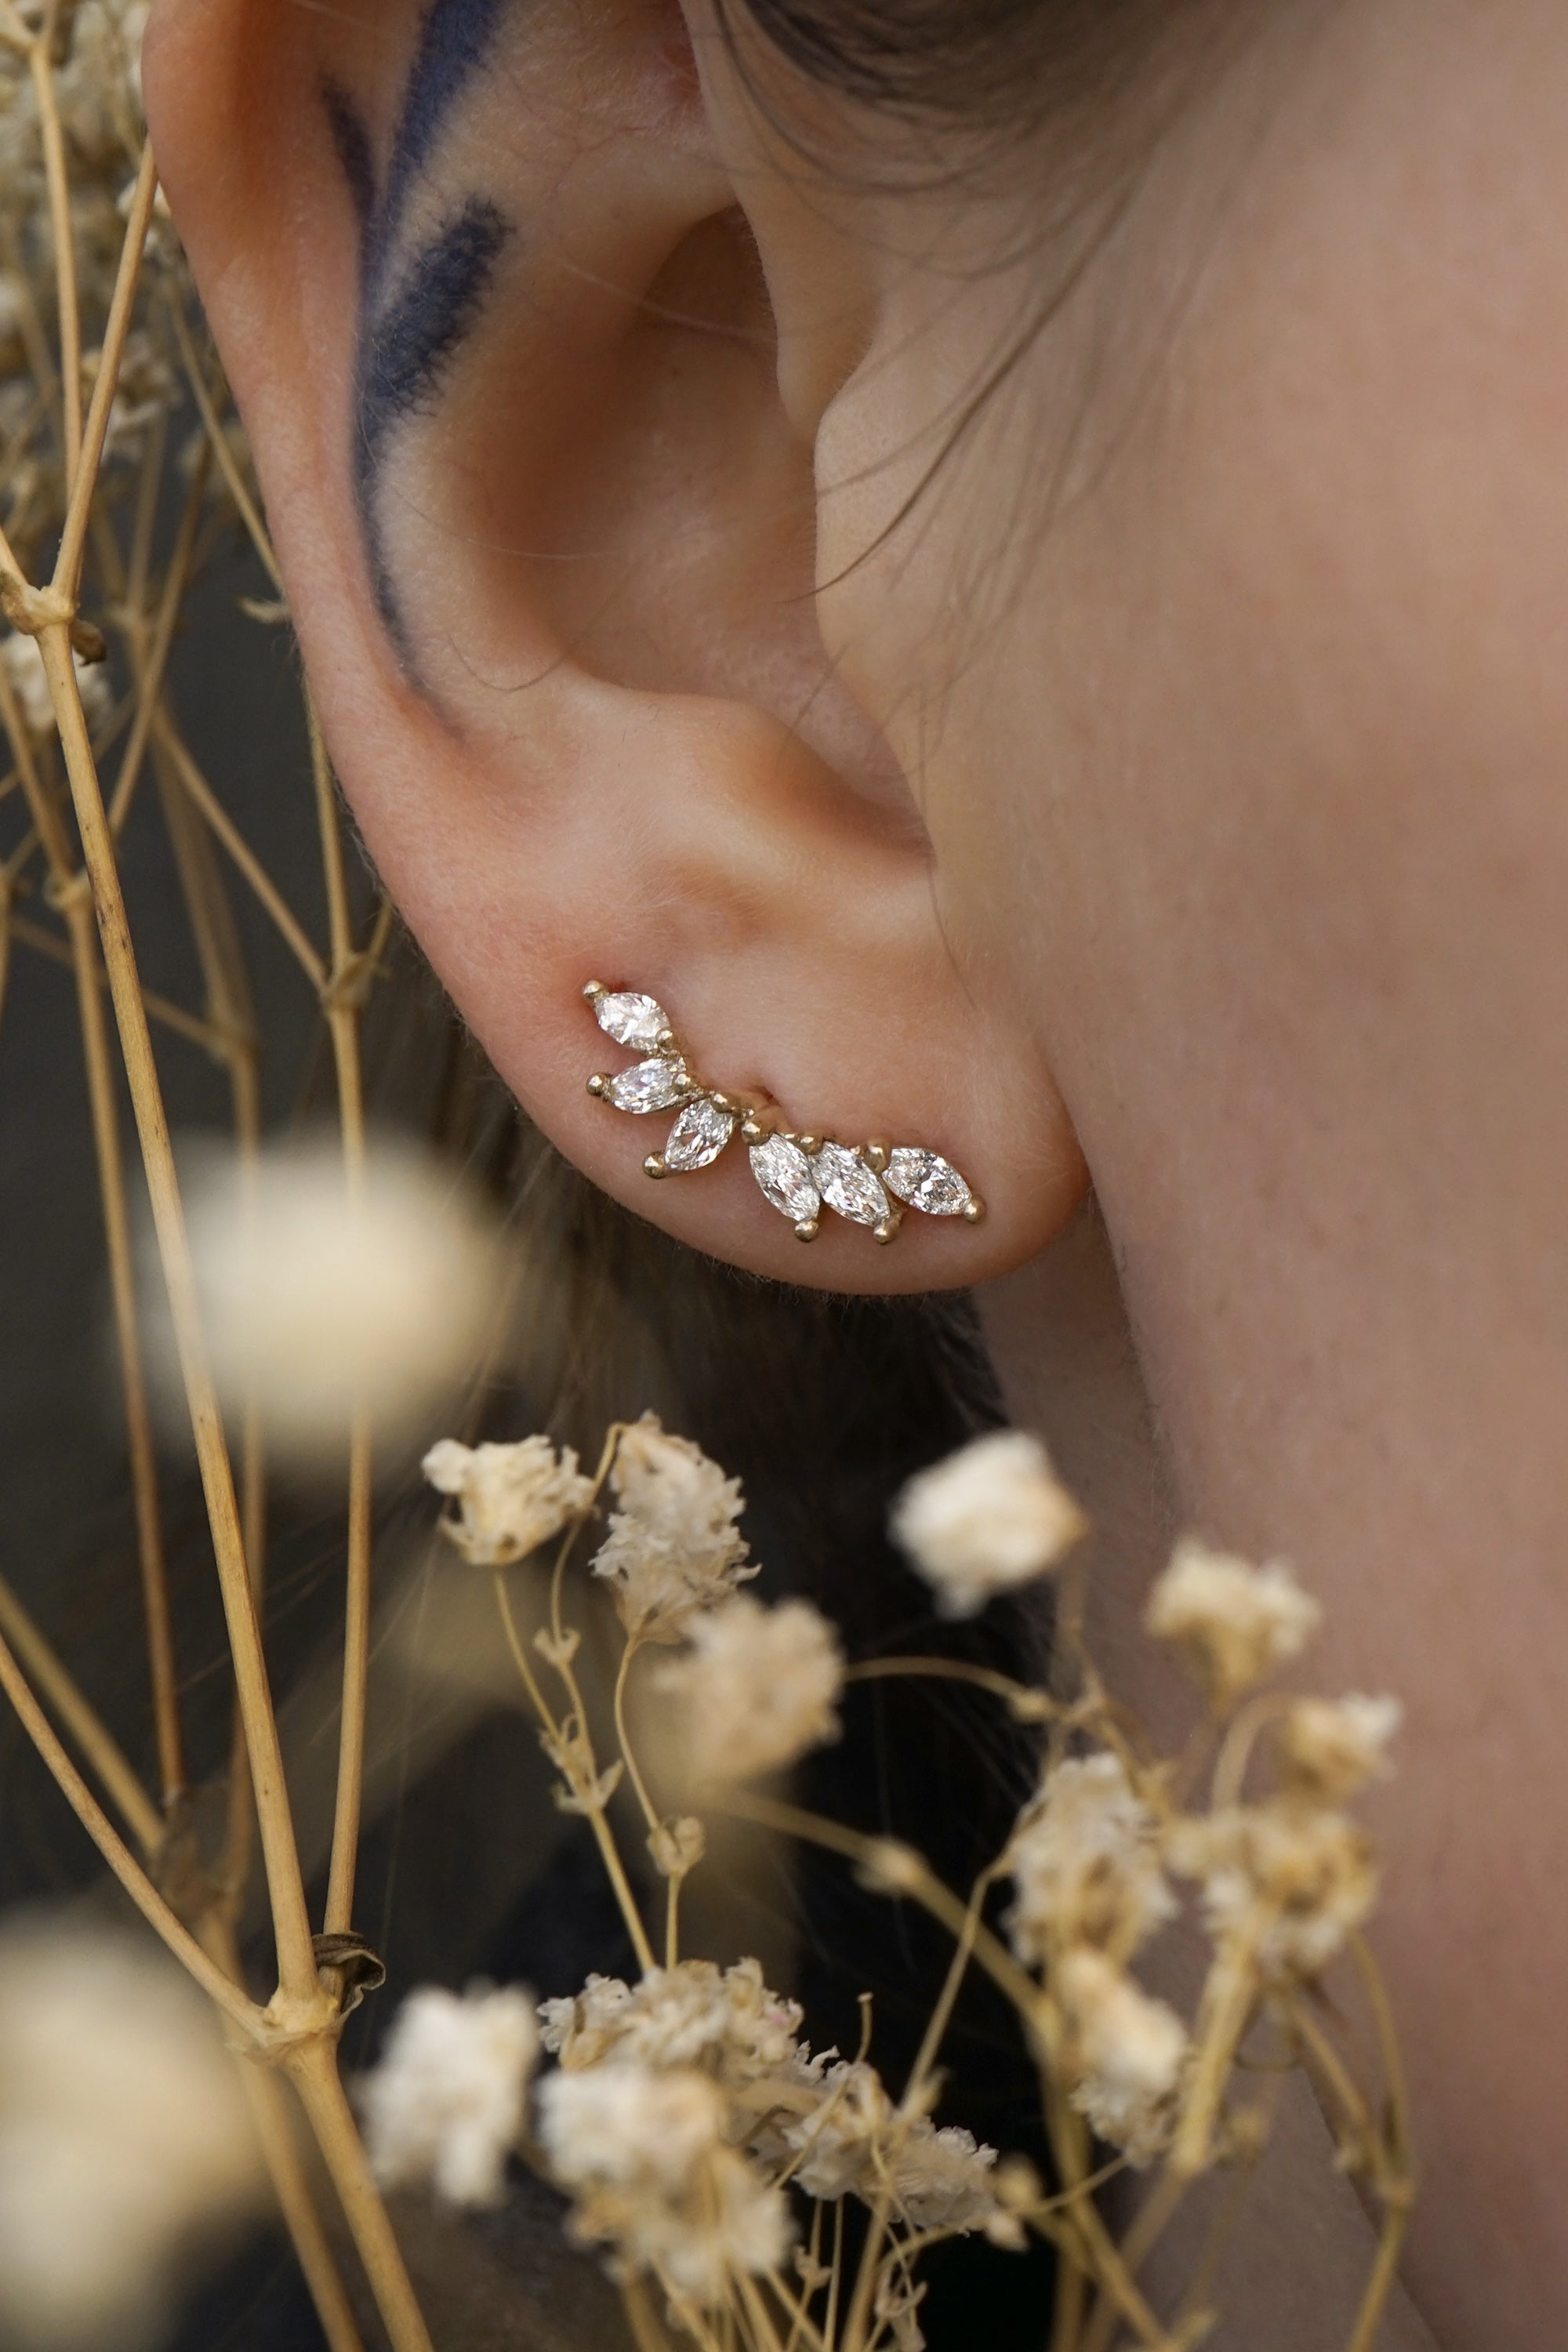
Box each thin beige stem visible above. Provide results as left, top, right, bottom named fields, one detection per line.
left=1342, top=2193, right=1414, bottom=2352
left=491, top=1570, right=657, bottom=1975
left=612, top=1641, right=661, bottom=1835
left=27, top=34, right=81, bottom=492
left=38, top=618, right=318, bottom=2002
left=900, top=1862, right=999, bottom=2106
left=8, top=911, right=230, bottom=1050
left=107, top=445, right=209, bottom=836
left=56, top=143, right=159, bottom=597
left=167, top=299, right=282, bottom=593
left=61, top=884, right=187, bottom=1806
left=844, top=1655, right=1054, bottom=1722
left=154, top=716, right=327, bottom=989
left=285, top=2038, right=436, bottom=2352
left=0, top=1565, right=162, bottom=1854
left=0, top=1618, right=259, bottom=2033
left=237, top=2060, right=367, bottom=2352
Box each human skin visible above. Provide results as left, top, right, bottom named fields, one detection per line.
left=146, top=0, right=1568, bottom=2343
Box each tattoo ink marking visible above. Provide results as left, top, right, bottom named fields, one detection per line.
left=322, top=0, right=513, bottom=663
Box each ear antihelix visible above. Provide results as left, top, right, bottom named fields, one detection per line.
left=582, top=981, right=985, bottom=1248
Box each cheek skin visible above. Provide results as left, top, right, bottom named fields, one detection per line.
left=807, top=6, right=1568, bottom=2345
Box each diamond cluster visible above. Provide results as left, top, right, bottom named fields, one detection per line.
left=583, top=982, right=984, bottom=1247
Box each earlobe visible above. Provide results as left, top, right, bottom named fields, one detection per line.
left=146, top=0, right=1087, bottom=1290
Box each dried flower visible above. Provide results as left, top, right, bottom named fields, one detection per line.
left=891, top=1431, right=1086, bottom=1617
left=590, top=1415, right=756, bottom=1641
left=1146, top=1539, right=1320, bottom=1708
left=539, top=1959, right=803, bottom=2089
left=539, top=1720, right=624, bottom=1817
left=654, top=1595, right=844, bottom=1781
left=1058, top=1948, right=1188, bottom=2169
left=773, top=2060, right=998, bottom=2230
left=1007, top=1751, right=1175, bottom=1966
left=648, top=1817, right=706, bottom=1878
left=1276, top=1694, right=1402, bottom=1802
left=1, top=632, right=111, bottom=741
left=359, top=1983, right=539, bottom=2209
left=0, top=1919, right=263, bottom=2351
left=164, top=1137, right=503, bottom=1468
left=1170, top=1803, right=1378, bottom=1980
left=538, top=2063, right=790, bottom=2303
left=423, top=1436, right=593, bottom=1568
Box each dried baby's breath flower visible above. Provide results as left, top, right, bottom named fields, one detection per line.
left=1146, top=1538, right=1320, bottom=1708
left=539, top=1721, right=624, bottom=1817
left=1058, top=1947, right=1188, bottom=2169
left=359, top=1982, right=539, bottom=2209
left=539, top=2063, right=790, bottom=2304
left=423, top=1436, right=594, bottom=1569
left=1007, top=1751, right=1175, bottom=1966
left=775, top=2059, right=999, bottom=2230
left=1, top=631, right=111, bottom=741
left=590, top=1414, right=757, bottom=1641
left=654, top=1594, right=844, bottom=1781
left=891, top=1430, right=1087, bottom=1617
left=165, top=1136, right=503, bottom=1468
left=648, top=1817, right=706, bottom=1878
left=1171, top=1802, right=1377, bottom=1980
left=1276, top=1693, right=1402, bottom=1803
left=539, top=1959, right=803, bottom=2088
left=0, top=1919, right=263, bottom=2351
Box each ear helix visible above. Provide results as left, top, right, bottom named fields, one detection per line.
left=582, top=982, right=985, bottom=1250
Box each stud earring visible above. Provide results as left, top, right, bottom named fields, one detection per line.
left=583, top=983, right=985, bottom=1247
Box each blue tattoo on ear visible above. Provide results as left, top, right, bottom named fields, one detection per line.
left=323, top=0, right=513, bottom=661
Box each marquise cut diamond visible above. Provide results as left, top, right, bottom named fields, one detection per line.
left=665, top=1098, right=736, bottom=1172
left=607, top=1057, right=694, bottom=1114
left=594, top=990, right=671, bottom=1054
left=884, top=1147, right=974, bottom=1216
left=750, top=1134, right=821, bottom=1224
left=811, top=1142, right=889, bottom=1226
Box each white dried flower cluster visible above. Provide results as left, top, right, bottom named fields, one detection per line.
left=1276, top=1693, right=1402, bottom=1802
left=1057, top=1949, right=1188, bottom=2170
left=167, top=1138, right=503, bottom=1468
left=539, top=1959, right=803, bottom=2086
left=1, top=631, right=112, bottom=741
left=1007, top=1751, right=1175, bottom=1965
left=360, top=1983, right=539, bottom=2209
left=590, top=1414, right=757, bottom=1640
left=1170, top=1802, right=1380, bottom=1981
left=1145, top=1537, right=1321, bottom=1707
left=423, top=1435, right=594, bottom=1568
left=891, top=1430, right=1086, bottom=1617
left=538, top=2063, right=790, bottom=2305
left=654, top=1593, right=844, bottom=1781
left=535, top=1958, right=1000, bottom=2300
left=0, top=1919, right=263, bottom=2351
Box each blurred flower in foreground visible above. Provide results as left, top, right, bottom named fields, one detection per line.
left=423, top=1436, right=593, bottom=1567
left=891, top=1429, right=1086, bottom=1617
left=360, top=1984, right=539, bottom=2209
left=654, top=1594, right=844, bottom=1782
left=161, top=1136, right=504, bottom=1468
left=0, top=1916, right=263, bottom=2351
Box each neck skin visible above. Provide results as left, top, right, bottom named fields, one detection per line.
left=981, top=1212, right=1439, bottom=2352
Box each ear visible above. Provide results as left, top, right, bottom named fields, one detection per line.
left=143, top=0, right=1085, bottom=1290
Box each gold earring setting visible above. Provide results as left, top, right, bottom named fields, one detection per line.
left=583, top=982, right=985, bottom=1247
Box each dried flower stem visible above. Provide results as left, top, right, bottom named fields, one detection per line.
left=0, top=1566, right=163, bottom=1855
left=844, top=1655, right=1052, bottom=1722
left=285, top=2038, right=436, bottom=2352
left=0, top=1617, right=257, bottom=2031
left=27, top=24, right=81, bottom=486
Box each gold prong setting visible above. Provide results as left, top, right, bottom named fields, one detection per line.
left=582, top=981, right=985, bottom=1244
